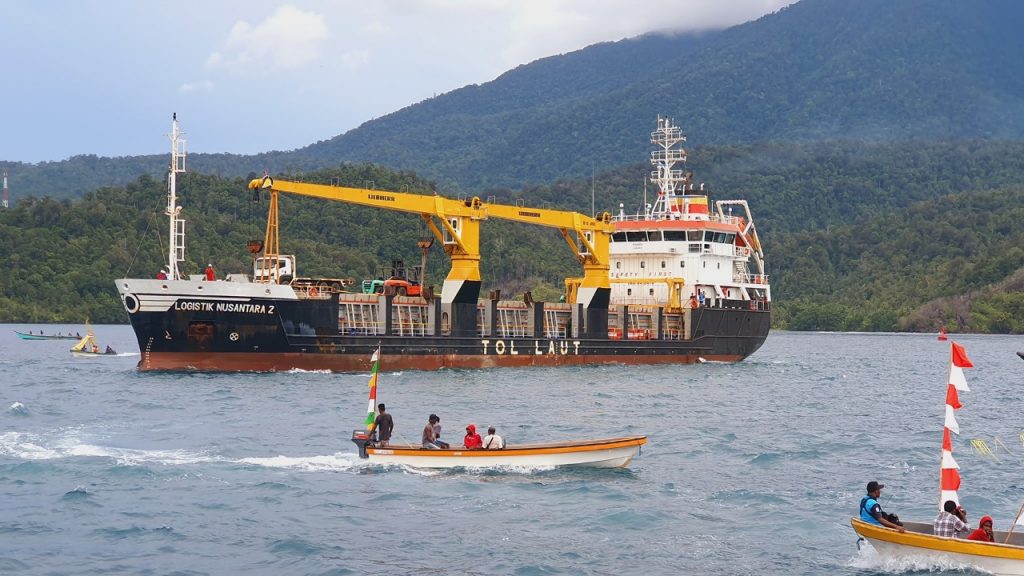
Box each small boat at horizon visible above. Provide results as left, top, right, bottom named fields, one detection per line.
left=350, top=348, right=646, bottom=469
left=15, top=330, right=82, bottom=341
left=852, top=341, right=1024, bottom=575
left=938, top=327, right=948, bottom=341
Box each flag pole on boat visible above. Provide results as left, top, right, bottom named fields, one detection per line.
left=1004, top=502, right=1024, bottom=544
left=364, top=345, right=381, bottom=435
left=939, top=341, right=972, bottom=511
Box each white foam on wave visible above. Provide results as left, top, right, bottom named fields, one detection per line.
left=848, top=543, right=978, bottom=573
left=2, top=428, right=396, bottom=473
left=237, top=452, right=362, bottom=471
left=0, top=431, right=61, bottom=460
left=7, top=402, right=29, bottom=415
left=285, top=368, right=332, bottom=374
left=66, top=444, right=222, bottom=466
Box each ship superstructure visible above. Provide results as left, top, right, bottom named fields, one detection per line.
left=608, top=116, right=770, bottom=313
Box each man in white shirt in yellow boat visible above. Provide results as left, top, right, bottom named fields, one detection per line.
left=934, top=500, right=970, bottom=538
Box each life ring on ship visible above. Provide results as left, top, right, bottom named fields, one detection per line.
left=309, top=286, right=319, bottom=297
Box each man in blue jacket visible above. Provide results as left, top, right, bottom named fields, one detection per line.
left=860, top=481, right=905, bottom=532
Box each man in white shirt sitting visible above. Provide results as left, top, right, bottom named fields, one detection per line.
left=482, top=426, right=504, bottom=449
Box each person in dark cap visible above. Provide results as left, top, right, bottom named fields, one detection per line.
left=860, top=481, right=905, bottom=532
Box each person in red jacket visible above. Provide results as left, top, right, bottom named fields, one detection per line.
left=967, top=516, right=995, bottom=542
left=204, top=264, right=216, bottom=281
left=463, top=424, right=483, bottom=449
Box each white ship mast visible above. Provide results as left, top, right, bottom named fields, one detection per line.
left=648, top=116, right=691, bottom=220
left=166, top=113, right=187, bottom=280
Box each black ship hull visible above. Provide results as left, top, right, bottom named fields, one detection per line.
left=120, top=282, right=769, bottom=372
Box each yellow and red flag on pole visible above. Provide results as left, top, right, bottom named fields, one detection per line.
left=364, top=347, right=380, bottom=430
left=940, top=341, right=973, bottom=508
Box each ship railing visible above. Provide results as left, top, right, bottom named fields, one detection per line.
left=393, top=301, right=430, bottom=337
left=742, top=273, right=770, bottom=285
left=662, top=313, right=684, bottom=341
left=543, top=306, right=572, bottom=339
left=339, top=300, right=382, bottom=335
left=610, top=213, right=743, bottom=225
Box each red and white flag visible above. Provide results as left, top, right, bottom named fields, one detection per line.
left=940, top=341, right=972, bottom=508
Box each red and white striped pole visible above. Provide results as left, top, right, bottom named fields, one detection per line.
left=940, top=341, right=973, bottom=508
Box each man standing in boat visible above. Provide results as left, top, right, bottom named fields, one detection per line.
left=370, top=403, right=393, bottom=447
left=860, top=481, right=905, bottom=532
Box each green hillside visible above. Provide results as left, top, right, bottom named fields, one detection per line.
left=2, top=145, right=1023, bottom=331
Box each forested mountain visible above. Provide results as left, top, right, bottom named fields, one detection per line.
left=7, top=0, right=1024, bottom=200
left=2, top=147, right=1022, bottom=331
left=3, top=0, right=1023, bottom=332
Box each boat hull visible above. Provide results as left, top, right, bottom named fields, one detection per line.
left=852, top=519, right=1024, bottom=575
left=116, top=279, right=770, bottom=373
left=15, top=331, right=80, bottom=340
left=365, top=436, right=647, bottom=469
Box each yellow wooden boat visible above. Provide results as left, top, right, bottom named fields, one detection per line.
left=852, top=518, right=1024, bottom=575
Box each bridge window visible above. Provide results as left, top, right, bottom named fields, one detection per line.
left=626, top=231, right=647, bottom=242
left=688, top=231, right=703, bottom=241
left=612, top=232, right=627, bottom=242
left=689, top=244, right=701, bottom=253
left=648, top=231, right=663, bottom=241
left=664, top=231, right=686, bottom=241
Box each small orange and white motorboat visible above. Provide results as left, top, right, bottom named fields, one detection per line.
left=851, top=341, right=1024, bottom=575
left=349, top=348, right=646, bottom=469
left=351, top=434, right=647, bottom=469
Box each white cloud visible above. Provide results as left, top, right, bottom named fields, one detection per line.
left=206, top=4, right=329, bottom=71
left=340, top=49, right=371, bottom=70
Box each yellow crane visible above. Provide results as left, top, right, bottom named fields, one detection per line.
left=248, top=176, right=615, bottom=336
left=481, top=203, right=613, bottom=308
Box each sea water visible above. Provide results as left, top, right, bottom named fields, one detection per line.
left=1, top=325, right=1022, bottom=575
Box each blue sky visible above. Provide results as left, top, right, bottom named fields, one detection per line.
left=2, top=1, right=789, bottom=163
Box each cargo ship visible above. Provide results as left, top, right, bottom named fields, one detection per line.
left=115, top=115, right=770, bottom=372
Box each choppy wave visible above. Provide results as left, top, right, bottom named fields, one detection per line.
left=848, top=543, right=980, bottom=573
left=7, top=402, right=29, bottom=416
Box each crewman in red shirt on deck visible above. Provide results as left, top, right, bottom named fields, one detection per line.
left=204, top=264, right=216, bottom=281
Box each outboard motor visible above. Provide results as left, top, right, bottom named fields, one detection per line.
left=351, top=429, right=372, bottom=459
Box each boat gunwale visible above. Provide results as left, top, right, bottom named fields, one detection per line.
left=367, top=435, right=647, bottom=458
left=851, top=518, right=1024, bottom=560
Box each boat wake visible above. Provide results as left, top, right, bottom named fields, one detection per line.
left=849, top=544, right=976, bottom=573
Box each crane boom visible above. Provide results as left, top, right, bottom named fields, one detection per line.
left=248, top=176, right=616, bottom=338
left=481, top=204, right=614, bottom=308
